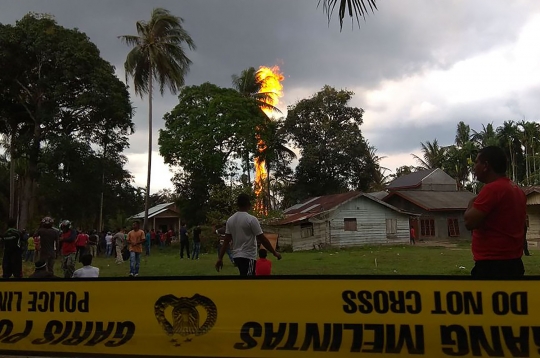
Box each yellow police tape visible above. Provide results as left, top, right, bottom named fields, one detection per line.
left=0, top=277, right=538, bottom=357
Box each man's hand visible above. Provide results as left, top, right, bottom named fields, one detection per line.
left=274, top=252, right=282, bottom=260
left=215, top=259, right=223, bottom=272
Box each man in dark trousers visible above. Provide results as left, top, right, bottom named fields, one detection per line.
left=465, top=146, right=527, bottom=279
left=179, top=223, right=190, bottom=259
left=37, top=217, right=59, bottom=274
left=1, top=218, right=22, bottom=278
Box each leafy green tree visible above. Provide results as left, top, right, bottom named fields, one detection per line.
left=0, top=13, right=134, bottom=228
left=283, top=85, right=376, bottom=202
left=159, top=83, right=267, bottom=224
left=119, top=7, right=196, bottom=230
left=496, top=120, right=520, bottom=182
left=412, top=140, right=447, bottom=170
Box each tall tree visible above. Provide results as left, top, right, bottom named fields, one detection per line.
left=471, top=123, right=498, bottom=147
left=284, top=85, right=376, bottom=202
left=496, top=120, right=520, bottom=182
left=0, top=13, right=134, bottom=228
left=119, top=7, right=196, bottom=230
left=159, top=83, right=267, bottom=224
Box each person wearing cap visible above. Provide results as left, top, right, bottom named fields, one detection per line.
left=29, top=260, right=57, bottom=279
left=36, top=217, right=59, bottom=274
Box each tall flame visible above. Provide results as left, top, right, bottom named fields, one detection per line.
left=254, top=66, right=284, bottom=215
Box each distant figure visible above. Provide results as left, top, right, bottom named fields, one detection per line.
left=256, top=249, right=272, bottom=276
left=73, top=254, right=99, bottom=278
left=33, top=233, right=41, bottom=262
left=25, top=235, right=35, bottom=262
left=192, top=226, right=202, bottom=260
left=179, top=223, right=190, bottom=259
left=127, top=221, right=145, bottom=277
left=145, top=229, right=151, bottom=256
left=59, top=220, right=77, bottom=279
left=216, top=223, right=234, bottom=265
left=88, top=231, right=99, bottom=257
left=29, top=260, right=57, bottom=279
left=216, top=193, right=281, bottom=276
left=113, top=228, right=125, bottom=264
left=105, top=232, right=113, bottom=257
left=409, top=225, right=416, bottom=245
left=465, top=146, right=527, bottom=279
left=1, top=218, right=23, bottom=278
left=37, top=217, right=59, bottom=273
left=75, top=230, right=88, bottom=262
left=524, top=223, right=531, bottom=256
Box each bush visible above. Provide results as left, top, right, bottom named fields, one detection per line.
left=279, top=244, right=294, bottom=253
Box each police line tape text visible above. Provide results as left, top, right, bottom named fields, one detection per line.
left=0, top=291, right=89, bottom=313
left=342, top=290, right=528, bottom=315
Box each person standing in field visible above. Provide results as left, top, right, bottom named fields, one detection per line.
left=192, top=225, right=202, bottom=260
left=1, top=218, right=23, bottom=278
left=75, top=230, right=88, bottom=262
left=409, top=225, right=416, bottom=245
left=127, top=221, right=145, bottom=277
left=145, top=229, right=151, bottom=256
left=33, top=233, right=41, bottom=262
left=179, top=223, right=190, bottom=259
left=88, top=230, right=98, bottom=257
left=216, top=223, right=234, bottom=265
left=216, top=193, right=281, bottom=276
left=113, top=228, right=125, bottom=264
left=105, top=231, right=113, bottom=257
left=37, top=217, right=59, bottom=274
left=59, top=220, right=78, bottom=279
left=25, top=234, right=35, bottom=262
left=464, top=146, right=527, bottom=279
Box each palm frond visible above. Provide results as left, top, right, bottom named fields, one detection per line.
left=318, top=0, right=377, bottom=30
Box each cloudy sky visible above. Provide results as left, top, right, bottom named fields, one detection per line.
left=2, top=0, right=540, bottom=193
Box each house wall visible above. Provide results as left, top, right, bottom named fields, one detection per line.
left=527, top=205, right=540, bottom=241
left=384, top=196, right=468, bottom=240
left=329, top=196, right=410, bottom=247
left=419, top=169, right=457, bottom=191
left=527, top=193, right=540, bottom=205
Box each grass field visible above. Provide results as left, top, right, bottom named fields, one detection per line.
left=17, top=241, right=540, bottom=277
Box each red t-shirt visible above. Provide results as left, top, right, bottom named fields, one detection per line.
left=76, top=233, right=88, bottom=247
left=61, top=230, right=77, bottom=255
left=256, top=258, right=272, bottom=276
left=410, top=228, right=416, bottom=239
left=472, top=177, right=526, bottom=261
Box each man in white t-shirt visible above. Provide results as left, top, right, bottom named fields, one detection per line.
left=72, top=253, right=99, bottom=278
left=215, top=193, right=281, bottom=276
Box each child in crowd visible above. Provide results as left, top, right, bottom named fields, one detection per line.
left=255, top=249, right=272, bottom=276
left=25, top=235, right=35, bottom=262
left=72, top=253, right=99, bottom=278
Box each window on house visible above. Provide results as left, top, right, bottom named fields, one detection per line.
left=420, top=218, right=435, bottom=237
left=344, top=218, right=357, bottom=231
left=447, top=218, right=460, bottom=237
left=386, top=219, right=397, bottom=234
left=300, top=223, right=314, bottom=238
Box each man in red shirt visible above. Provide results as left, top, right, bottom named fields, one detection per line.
left=75, top=229, right=88, bottom=262
left=60, top=220, right=78, bottom=278
left=255, top=249, right=272, bottom=276
left=464, top=146, right=526, bottom=279
left=409, top=226, right=416, bottom=245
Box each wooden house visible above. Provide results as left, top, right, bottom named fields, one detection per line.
left=522, top=187, right=540, bottom=248
left=129, top=203, right=181, bottom=232
left=263, top=192, right=416, bottom=251
left=383, top=168, right=476, bottom=241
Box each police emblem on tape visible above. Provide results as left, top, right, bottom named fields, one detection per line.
left=154, top=294, right=217, bottom=346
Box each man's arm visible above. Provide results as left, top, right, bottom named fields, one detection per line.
left=464, top=196, right=488, bottom=230
left=218, top=234, right=232, bottom=261
left=257, top=234, right=281, bottom=260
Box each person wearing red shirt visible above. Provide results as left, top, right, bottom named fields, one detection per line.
left=60, top=220, right=78, bottom=279
left=75, top=230, right=88, bottom=262
left=464, top=146, right=527, bottom=279
left=255, top=249, right=272, bottom=276
left=409, top=226, right=416, bottom=245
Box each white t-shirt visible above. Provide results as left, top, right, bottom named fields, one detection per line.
left=72, top=266, right=100, bottom=278
left=105, top=234, right=113, bottom=244
left=225, top=211, right=263, bottom=260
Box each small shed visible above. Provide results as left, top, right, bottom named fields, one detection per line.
left=263, top=192, right=416, bottom=251
left=523, top=187, right=540, bottom=245
left=129, top=203, right=181, bottom=232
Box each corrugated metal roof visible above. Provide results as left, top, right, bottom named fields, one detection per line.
left=284, top=191, right=362, bottom=215
left=385, top=190, right=475, bottom=211
left=366, top=191, right=388, bottom=200
left=386, top=169, right=436, bottom=190
left=523, top=186, right=540, bottom=196
left=130, top=202, right=177, bottom=219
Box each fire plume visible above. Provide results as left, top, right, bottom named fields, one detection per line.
left=254, top=66, right=284, bottom=215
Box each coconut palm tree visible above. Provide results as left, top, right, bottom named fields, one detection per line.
left=496, top=120, right=520, bottom=182
left=119, top=8, right=196, bottom=230
left=471, top=123, right=498, bottom=147
left=319, top=0, right=378, bottom=29
left=412, top=139, right=447, bottom=170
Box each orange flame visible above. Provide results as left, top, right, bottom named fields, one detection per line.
left=254, top=66, right=284, bottom=215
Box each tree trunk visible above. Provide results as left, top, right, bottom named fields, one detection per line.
left=19, top=123, right=41, bottom=229
left=143, top=72, right=153, bottom=231
left=245, top=151, right=251, bottom=185
left=9, top=128, right=15, bottom=220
